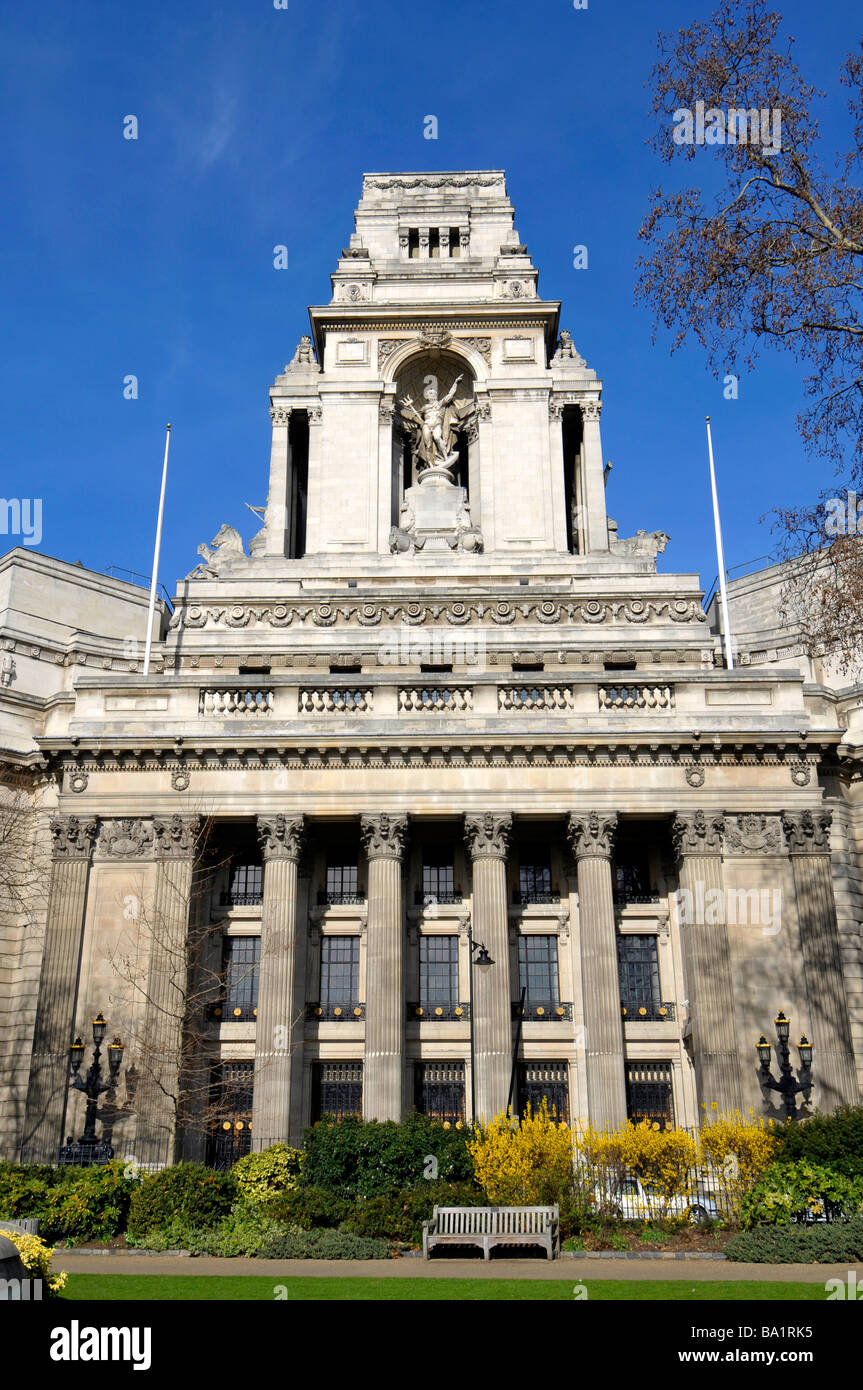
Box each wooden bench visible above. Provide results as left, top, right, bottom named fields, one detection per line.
left=423, top=1205, right=560, bottom=1260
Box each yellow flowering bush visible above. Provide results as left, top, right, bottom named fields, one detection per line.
left=2, top=1228, right=67, bottom=1297
left=573, top=1120, right=697, bottom=1216
left=697, top=1110, right=777, bottom=1218
left=468, top=1101, right=574, bottom=1205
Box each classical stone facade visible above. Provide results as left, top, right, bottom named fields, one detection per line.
left=1, top=171, right=861, bottom=1164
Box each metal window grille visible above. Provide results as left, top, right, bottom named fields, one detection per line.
left=518, top=934, right=560, bottom=1005
left=517, top=1061, right=569, bottom=1121
left=207, top=1060, right=254, bottom=1168
left=222, top=862, right=263, bottom=906
left=617, top=933, right=661, bottom=1012
left=312, top=1061, right=363, bottom=1121
left=518, top=861, right=552, bottom=900
left=320, top=935, right=359, bottom=1004
left=419, top=934, right=459, bottom=1005
left=626, top=1060, right=675, bottom=1129
left=415, top=1061, right=465, bottom=1126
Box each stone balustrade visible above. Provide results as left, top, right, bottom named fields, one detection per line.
left=399, top=686, right=473, bottom=712
left=298, top=688, right=373, bottom=713
left=498, top=684, right=575, bottom=711
left=199, top=688, right=274, bottom=716
left=598, top=683, right=674, bottom=711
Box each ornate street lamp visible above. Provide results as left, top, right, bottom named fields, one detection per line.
left=60, top=1012, right=125, bottom=1164
left=463, top=915, right=495, bottom=1125
left=756, top=1010, right=813, bottom=1122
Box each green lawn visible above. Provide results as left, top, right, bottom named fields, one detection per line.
left=62, top=1274, right=832, bottom=1301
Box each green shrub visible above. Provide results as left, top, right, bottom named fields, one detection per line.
left=342, top=1182, right=487, bottom=1245
left=774, top=1106, right=863, bottom=1180
left=300, top=1113, right=473, bottom=1197
left=258, top=1226, right=390, bottom=1259
left=261, top=1186, right=352, bottom=1230
left=0, top=1162, right=134, bottom=1243
left=740, top=1159, right=863, bottom=1229
left=232, top=1145, right=303, bottom=1203
left=725, top=1218, right=863, bottom=1263
left=127, top=1164, right=237, bottom=1238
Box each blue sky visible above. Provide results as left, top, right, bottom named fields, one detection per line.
left=1, top=0, right=860, bottom=593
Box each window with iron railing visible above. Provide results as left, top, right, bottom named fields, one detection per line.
left=420, top=860, right=459, bottom=904
left=618, top=933, right=661, bottom=1014
left=320, top=863, right=364, bottom=905
left=415, top=1061, right=465, bottom=1127
left=212, top=936, right=260, bottom=1021
left=320, top=935, right=360, bottom=1005
left=206, top=1060, right=254, bottom=1169
left=518, top=934, right=560, bottom=1007
left=312, top=1061, right=363, bottom=1121
left=221, top=863, right=263, bottom=906
left=518, top=1061, right=569, bottom=1122
left=515, top=861, right=558, bottom=904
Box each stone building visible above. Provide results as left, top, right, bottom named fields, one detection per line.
left=1, top=170, right=861, bottom=1166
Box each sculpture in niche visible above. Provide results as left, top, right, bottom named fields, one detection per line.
left=398, top=374, right=466, bottom=479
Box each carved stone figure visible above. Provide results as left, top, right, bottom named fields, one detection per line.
left=551, top=329, right=586, bottom=366
left=610, top=529, right=670, bottom=561
left=186, top=524, right=246, bottom=580
left=398, top=374, right=466, bottom=478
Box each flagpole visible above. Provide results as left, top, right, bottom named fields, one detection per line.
left=142, top=423, right=171, bottom=678
left=705, top=416, right=734, bottom=670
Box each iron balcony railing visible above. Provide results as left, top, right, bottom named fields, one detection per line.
left=414, top=889, right=463, bottom=906
left=621, top=1001, right=677, bottom=1021
left=307, top=1001, right=365, bottom=1021
left=220, top=890, right=263, bottom=907
left=513, top=888, right=561, bottom=905
left=407, top=1001, right=471, bottom=1021
left=613, top=891, right=662, bottom=907
left=210, top=1002, right=258, bottom=1021
left=512, top=1000, right=573, bottom=1021
left=317, top=890, right=366, bottom=905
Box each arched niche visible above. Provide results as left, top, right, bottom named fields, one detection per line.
left=390, top=349, right=478, bottom=522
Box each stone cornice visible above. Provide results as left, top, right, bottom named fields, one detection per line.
left=464, top=812, right=512, bottom=859
left=361, top=812, right=409, bottom=859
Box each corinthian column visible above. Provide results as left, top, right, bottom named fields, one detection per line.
left=137, top=814, right=201, bottom=1166
left=782, top=811, right=858, bottom=1108
left=672, top=811, right=742, bottom=1116
left=361, top=813, right=408, bottom=1121
left=23, top=816, right=97, bottom=1160
left=252, top=814, right=305, bottom=1148
left=464, top=813, right=512, bottom=1123
left=568, top=812, right=627, bottom=1127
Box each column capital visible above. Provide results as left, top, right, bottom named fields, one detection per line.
left=672, top=810, right=724, bottom=858
left=95, top=818, right=154, bottom=860
left=361, top=812, right=409, bottom=860
left=781, top=809, right=832, bottom=855
left=153, top=814, right=202, bottom=860
left=464, top=812, right=512, bottom=860
left=50, top=815, right=97, bottom=861
left=257, top=813, right=305, bottom=861
left=269, top=405, right=292, bottom=426
left=567, top=811, right=617, bottom=860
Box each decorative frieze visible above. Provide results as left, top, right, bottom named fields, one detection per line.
left=361, top=813, right=409, bottom=860
left=50, top=816, right=97, bottom=860
left=153, top=814, right=202, bottom=860
left=724, top=814, right=783, bottom=857
left=257, top=813, right=305, bottom=861
left=96, top=818, right=154, bottom=859
left=672, top=811, right=724, bottom=858
left=464, top=812, right=512, bottom=860
left=781, top=810, right=832, bottom=855
left=567, top=812, right=617, bottom=860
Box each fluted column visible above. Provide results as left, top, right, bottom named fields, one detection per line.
left=782, top=811, right=858, bottom=1107
left=250, top=814, right=305, bottom=1148
left=137, top=814, right=200, bottom=1166
left=673, top=811, right=742, bottom=1116
left=23, top=816, right=97, bottom=1160
left=361, top=814, right=408, bottom=1122
left=464, top=813, right=512, bottom=1123
left=568, top=812, right=627, bottom=1127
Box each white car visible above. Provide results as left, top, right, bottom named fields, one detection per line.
left=602, top=1176, right=721, bottom=1224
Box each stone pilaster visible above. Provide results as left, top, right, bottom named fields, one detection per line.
left=251, top=814, right=305, bottom=1148
left=782, top=811, right=858, bottom=1107
left=361, top=814, right=408, bottom=1121
left=136, top=814, right=200, bottom=1166
left=464, top=812, right=512, bottom=1123
left=568, top=812, right=627, bottom=1127
left=22, top=816, right=97, bottom=1160
left=672, top=811, right=742, bottom=1116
